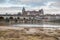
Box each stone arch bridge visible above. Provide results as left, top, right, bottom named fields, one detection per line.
left=0, top=15, right=43, bottom=24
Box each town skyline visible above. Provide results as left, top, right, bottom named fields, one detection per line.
left=0, top=7, right=59, bottom=15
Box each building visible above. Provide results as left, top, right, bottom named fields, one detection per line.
left=0, top=7, right=44, bottom=24
left=44, top=14, right=60, bottom=21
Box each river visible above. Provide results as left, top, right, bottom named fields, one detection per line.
left=12, top=22, right=60, bottom=28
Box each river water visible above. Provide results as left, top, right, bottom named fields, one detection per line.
left=12, top=22, right=60, bottom=28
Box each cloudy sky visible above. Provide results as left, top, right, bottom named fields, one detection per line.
left=0, top=0, right=60, bottom=14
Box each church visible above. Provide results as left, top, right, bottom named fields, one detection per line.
left=0, top=7, right=44, bottom=24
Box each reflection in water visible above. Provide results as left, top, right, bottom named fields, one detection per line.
left=12, top=24, right=43, bottom=27
left=12, top=22, right=60, bottom=28
left=43, top=22, right=60, bottom=27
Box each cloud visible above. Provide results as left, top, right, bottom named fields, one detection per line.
left=0, top=0, right=59, bottom=14
left=0, top=0, right=6, bottom=4
left=50, top=1, right=60, bottom=8
left=8, top=0, right=47, bottom=7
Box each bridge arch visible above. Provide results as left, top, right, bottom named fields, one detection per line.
left=17, top=17, right=20, bottom=19
left=9, top=17, right=13, bottom=20
left=0, top=16, right=4, bottom=20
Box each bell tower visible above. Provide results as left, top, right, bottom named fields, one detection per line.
left=39, top=9, right=44, bottom=15
left=22, top=7, right=26, bottom=15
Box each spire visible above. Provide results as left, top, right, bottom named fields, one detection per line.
left=22, top=7, right=25, bottom=14
left=39, top=9, right=44, bottom=14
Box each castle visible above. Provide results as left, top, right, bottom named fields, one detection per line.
left=0, top=7, right=44, bottom=24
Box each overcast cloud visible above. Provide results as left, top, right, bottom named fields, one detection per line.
left=0, top=0, right=59, bottom=14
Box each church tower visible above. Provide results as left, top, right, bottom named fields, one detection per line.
left=22, top=7, right=26, bottom=15
left=41, top=9, right=44, bottom=14
left=39, top=9, right=44, bottom=15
